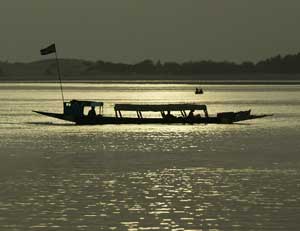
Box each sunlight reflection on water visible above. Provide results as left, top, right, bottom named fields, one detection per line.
left=0, top=83, right=300, bottom=230
left=0, top=167, right=299, bottom=230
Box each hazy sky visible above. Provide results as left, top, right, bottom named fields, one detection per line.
left=1, top=1, right=300, bottom=63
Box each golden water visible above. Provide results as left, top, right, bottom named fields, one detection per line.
left=0, top=83, right=299, bottom=230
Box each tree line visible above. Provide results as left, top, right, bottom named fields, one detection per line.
left=83, top=53, right=300, bottom=75
left=2, top=52, right=300, bottom=78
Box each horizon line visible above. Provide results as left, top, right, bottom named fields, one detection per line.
left=1, top=51, right=300, bottom=65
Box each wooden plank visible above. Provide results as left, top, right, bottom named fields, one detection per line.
left=114, top=104, right=207, bottom=112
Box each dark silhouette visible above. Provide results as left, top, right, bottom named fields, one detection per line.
left=164, top=111, right=176, bottom=120
left=188, top=110, right=195, bottom=119
left=3, top=52, right=300, bottom=80
left=195, top=88, right=203, bottom=94
left=88, top=106, right=96, bottom=118
left=83, top=53, right=300, bottom=75
left=34, top=100, right=272, bottom=125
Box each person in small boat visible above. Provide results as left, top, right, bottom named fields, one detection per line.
left=164, top=110, right=176, bottom=119
left=195, top=88, right=203, bottom=94
left=187, top=109, right=201, bottom=119
left=188, top=109, right=195, bottom=118
left=88, top=106, right=96, bottom=118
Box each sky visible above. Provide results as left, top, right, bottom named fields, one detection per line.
left=1, top=0, right=300, bottom=63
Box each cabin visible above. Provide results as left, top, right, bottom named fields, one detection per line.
left=63, top=100, right=103, bottom=117
left=114, top=103, right=209, bottom=119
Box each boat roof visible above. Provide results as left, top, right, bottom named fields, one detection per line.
left=114, top=103, right=207, bottom=111
left=69, top=100, right=103, bottom=107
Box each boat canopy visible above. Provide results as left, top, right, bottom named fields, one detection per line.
left=68, top=100, right=103, bottom=107
left=114, top=103, right=207, bottom=112
left=64, top=100, right=104, bottom=116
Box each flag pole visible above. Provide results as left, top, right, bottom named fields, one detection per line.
left=54, top=50, right=65, bottom=104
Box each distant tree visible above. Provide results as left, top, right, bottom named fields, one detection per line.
left=240, top=61, right=255, bottom=73
left=162, top=62, right=181, bottom=74
left=256, top=55, right=283, bottom=73
left=45, top=63, right=57, bottom=75
left=133, top=59, right=155, bottom=74
left=281, top=53, right=300, bottom=73
left=36, top=52, right=300, bottom=77
left=155, top=60, right=163, bottom=73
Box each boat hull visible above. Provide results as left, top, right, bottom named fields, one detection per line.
left=33, top=110, right=272, bottom=125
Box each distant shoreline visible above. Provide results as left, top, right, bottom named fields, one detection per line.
left=1, top=79, right=300, bottom=85
left=2, top=52, right=300, bottom=80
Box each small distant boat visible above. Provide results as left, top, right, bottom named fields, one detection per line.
left=195, top=88, right=204, bottom=94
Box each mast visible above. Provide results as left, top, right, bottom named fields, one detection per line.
left=54, top=50, right=65, bottom=104
left=40, top=43, right=65, bottom=105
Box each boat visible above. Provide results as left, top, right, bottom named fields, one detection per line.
left=195, top=88, right=204, bottom=94
left=34, top=44, right=272, bottom=125
left=33, top=100, right=272, bottom=125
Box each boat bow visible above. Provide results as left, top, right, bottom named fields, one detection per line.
left=33, top=111, right=76, bottom=122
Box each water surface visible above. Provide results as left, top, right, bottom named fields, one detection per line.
left=0, top=82, right=299, bottom=230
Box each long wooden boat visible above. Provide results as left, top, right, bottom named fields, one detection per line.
left=35, top=44, right=272, bottom=125
left=33, top=100, right=272, bottom=125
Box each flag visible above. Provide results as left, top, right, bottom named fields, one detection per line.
left=40, top=43, right=56, bottom=55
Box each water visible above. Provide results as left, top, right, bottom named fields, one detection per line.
left=0, top=82, right=300, bottom=231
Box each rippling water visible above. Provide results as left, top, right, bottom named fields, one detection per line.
left=0, top=82, right=300, bottom=230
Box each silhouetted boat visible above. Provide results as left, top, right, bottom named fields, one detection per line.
left=33, top=100, right=272, bottom=125
left=195, top=88, right=203, bottom=94
left=35, top=44, right=272, bottom=125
